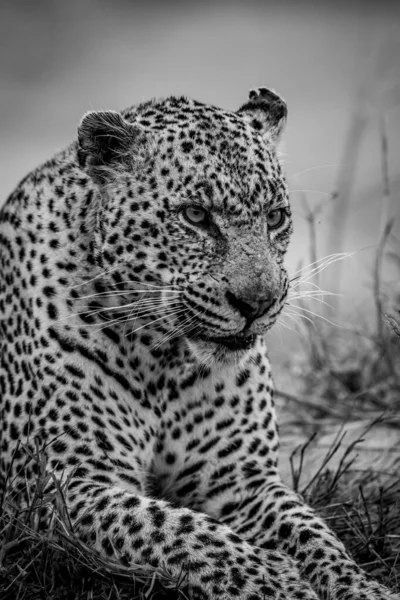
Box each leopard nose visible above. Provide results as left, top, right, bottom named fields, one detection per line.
left=225, top=290, right=274, bottom=320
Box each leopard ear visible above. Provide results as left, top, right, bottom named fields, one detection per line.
left=237, top=87, right=287, bottom=145
left=77, top=110, right=148, bottom=185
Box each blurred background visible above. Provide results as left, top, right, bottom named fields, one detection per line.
left=1, top=0, right=400, bottom=359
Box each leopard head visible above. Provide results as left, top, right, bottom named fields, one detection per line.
left=77, top=88, right=291, bottom=365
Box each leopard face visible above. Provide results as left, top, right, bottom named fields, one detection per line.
left=78, top=90, right=291, bottom=365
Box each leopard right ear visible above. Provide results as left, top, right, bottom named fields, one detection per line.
left=237, top=87, right=287, bottom=146
left=77, top=110, right=149, bottom=185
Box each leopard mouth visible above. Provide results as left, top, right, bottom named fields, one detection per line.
left=196, top=333, right=257, bottom=351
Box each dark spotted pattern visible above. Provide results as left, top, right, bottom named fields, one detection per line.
left=0, top=88, right=396, bottom=599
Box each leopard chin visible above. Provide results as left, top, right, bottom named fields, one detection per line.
left=185, top=333, right=258, bottom=367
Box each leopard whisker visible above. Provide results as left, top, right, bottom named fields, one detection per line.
left=152, top=309, right=199, bottom=350
left=288, top=286, right=337, bottom=296
left=275, top=317, right=299, bottom=334
left=57, top=300, right=182, bottom=322
left=176, top=307, right=207, bottom=341
left=66, top=264, right=181, bottom=294
left=71, top=289, right=182, bottom=301
left=123, top=298, right=184, bottom=339
left=290, top=253, right=353, bottom=286
left=169, top=316, right=201, bottom=345
left=289, top=189, right=334, bottom=198
left=123, top=281, right=180, bottom=290
left=59, top=301, right=183, bottom=324
left=285, top=304, right=340, bottom=328
left=78, top=305, right=185, bottom=334
left=66, top=263, right=126, bottom=290
left=283, top=309, right=316, bottom=327
left=163, top=305, right=216, bottom=367
left=153, top=302, right=206, bottom=350
left=286, top=295, right=336, bottom=309
left=125, top=308, right=188, bottom=339
left=110, top=279, right=181, bottom=291
left=287, top=163, right=348, bottom=181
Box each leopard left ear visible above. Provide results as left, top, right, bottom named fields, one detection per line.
left=237, top=87, right=287, bottom=145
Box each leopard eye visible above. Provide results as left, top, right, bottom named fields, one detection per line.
left=183, top=206, right=208, bottom=225
left=266, top=208, right=286, bottom=229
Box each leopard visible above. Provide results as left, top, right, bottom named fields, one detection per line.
left=0, top=87, right=397, bottom=600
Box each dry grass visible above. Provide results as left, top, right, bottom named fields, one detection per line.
left=0, top=450, right=183, bottom=599
left=276, top=321, right=400, bottom=593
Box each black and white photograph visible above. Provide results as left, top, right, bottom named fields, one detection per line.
left=0, top=1, right=399, bottom=598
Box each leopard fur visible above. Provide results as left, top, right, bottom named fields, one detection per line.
left=0, top=88, right=396, bottom=599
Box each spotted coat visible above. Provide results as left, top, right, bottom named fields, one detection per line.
left=0, top=88, right=396, bottom=599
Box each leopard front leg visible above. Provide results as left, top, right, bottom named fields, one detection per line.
left=67, top=481, right=319, bottom=600
left=180, top=354, right=397, bottom=600
left=217, top=478, right=397, bottom=600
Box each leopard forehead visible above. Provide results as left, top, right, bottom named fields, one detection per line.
left=119, top=97, right=288, bottom=219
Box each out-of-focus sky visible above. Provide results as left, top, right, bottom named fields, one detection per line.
left=1, top=0, right=399, bottom=335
